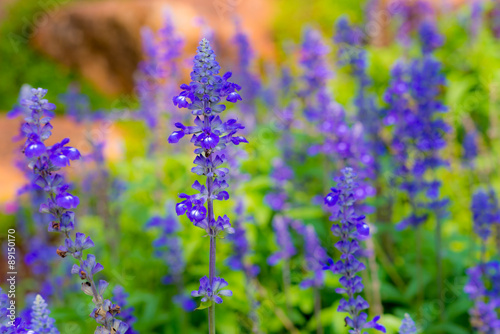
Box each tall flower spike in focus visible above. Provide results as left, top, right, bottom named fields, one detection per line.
left=20, top=88, right=129, bottom=334
left=30, top=295, right=59, bottom=334
left=323, top=167, right=385, bottom=334
left=168, top=38, right=246, bottom=334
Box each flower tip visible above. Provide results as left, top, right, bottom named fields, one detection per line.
left=226, top=92, right=242, bottom=103
left=168, top=131, right=184, bottom=144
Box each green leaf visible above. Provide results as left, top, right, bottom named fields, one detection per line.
left=195, top=300, right=212, bottom=310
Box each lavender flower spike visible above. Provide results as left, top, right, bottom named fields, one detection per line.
left=168, top=38, right=246, bottom=333
left=471, top=188, right=500, bottom=242
left=267, top=216, right=296, bottom=266
left=323, top=167, right=385, bottom=333
left=464, top=187, right=500, bottom=332
left=20, top=88, right=128, bottom=334
left=399, top=314, right=417, bottom=334
left=112, top=286, right=138, bottom=334
left=30, top=295, right=58, bottom=334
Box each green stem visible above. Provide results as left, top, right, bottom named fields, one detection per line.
left=314, top=287, right=323, bottom=334
left=416, top=226, right=424, bottom=321
left=283, top=257, right=291, bottom=313
left=208, top=236, right=216, bottom=333
left=205, top=112, right=216, bottom=334
left=436, top=215, right=444, bottom=323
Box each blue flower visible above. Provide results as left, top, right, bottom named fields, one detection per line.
left=191, top=276, right=233, bottom=304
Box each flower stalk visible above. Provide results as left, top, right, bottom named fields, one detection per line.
left=168, top=38, right=246, bottom=333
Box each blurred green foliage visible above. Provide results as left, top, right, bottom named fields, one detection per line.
left=0, top=0, right=112, bottom=112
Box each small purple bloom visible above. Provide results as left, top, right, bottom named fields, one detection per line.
left=191, top=276, right=232, bottom=304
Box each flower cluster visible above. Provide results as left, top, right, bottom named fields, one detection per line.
left=464, top=261, right=500, bottom=332
left=8, top=86, right=62, bottom=302
left=20, top=88, right=128, bottom=334
left=147, top=210, right=185, bottom=283
left=112, top=286, right=138, bottom=334
left=1, top=289, right=54, bottom=334
left=1, top=288, right=11, bottom=329
left=191, top=277, right=233, bottom=305
left=58, top=83, right=93, bottom=123
left=471, top=188, right=500, bottom=241
left=462, top=129, right=478, bottom=167
left=323, top=167, right=385, bottom=333
left=267, top=216, right=297, bottom=266
left=232, top=21, right=260, bottom=127
left=469, top=1, right=484, bottom=42
left=265, top=159, right=294, bottom=211
left=299, top=27, right=332, bottom=123
left=30, top=295, right=58, bottom=334
left=299, top=27, right=348, bottom=158
left=334, top=16, right=363, bottom=51
left=335, top=17, right=384, bottom=167
left=488, top=2, right=500, bottom=39
left=394, top=0, right=434, bottom=47
left=146, top=207, right=196, bottom=311
left=169, top=39, right=245, bottom=235
left=399, top=314, right=417, bottom=334
left=300, top=27, right=376, bottom=204
left=385, top=22, right=450, bottom=230
left=169, top=38, right=246, bottom=311
left=293, top=222, right=328, bottom=289
left=136, top=12, right=184, bottom=128
left=464, top=185, right=500, bottom=332
left=418, top=21, right=444, bottom=54
left=227, top=202, right=259, bottom=277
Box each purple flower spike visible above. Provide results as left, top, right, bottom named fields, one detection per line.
left=323, top=167, right=385, bottom=333
left=18, top=87, right=129, bottom=333
left=168, top=39, right=245, bottom=320
left=399, top=314, right=417, bottom=334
